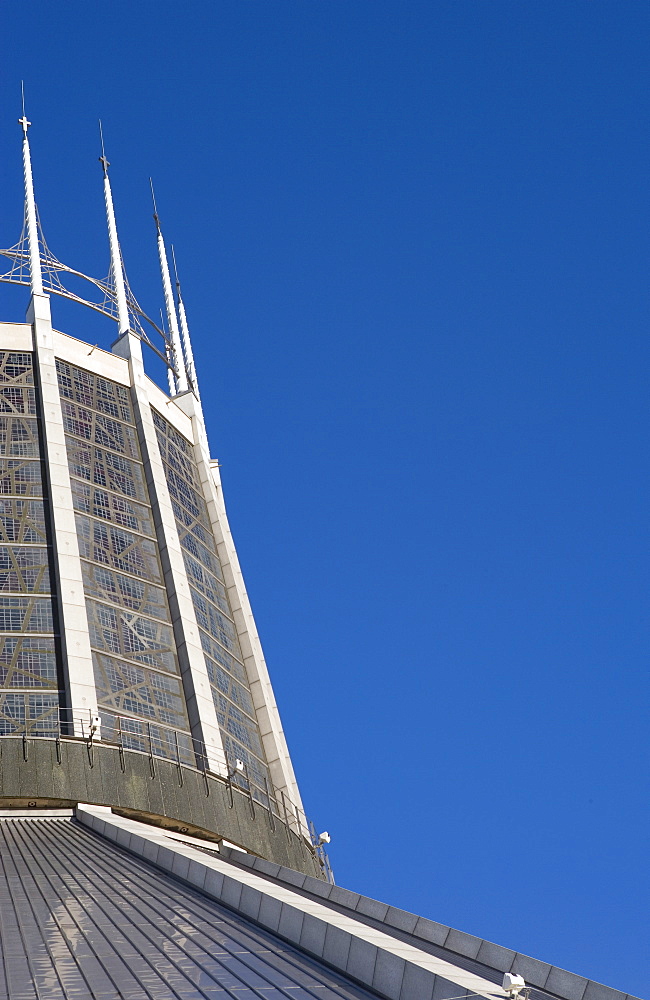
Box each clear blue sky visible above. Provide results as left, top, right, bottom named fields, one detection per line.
left=1, top=3, right=648, bottom=995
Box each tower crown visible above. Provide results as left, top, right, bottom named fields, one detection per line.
left=0, top=116, right=320, bottom=876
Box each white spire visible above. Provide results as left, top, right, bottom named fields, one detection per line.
left=99, top=124, right=130, bottom=337
left=18, top=108, right=43, bottom=297
left=171, top=245, right=200, bottom=401
left=151, top=182, right=187, bottom=395
left=159, top=309, right=176, bottom=396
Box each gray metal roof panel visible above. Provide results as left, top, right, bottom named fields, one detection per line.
left=0, top=817, right=380, bottom=1000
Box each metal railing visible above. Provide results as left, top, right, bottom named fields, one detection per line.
left=0, top=704, right=334, bottom=882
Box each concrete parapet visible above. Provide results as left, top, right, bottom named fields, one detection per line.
left=0, top=736, right=321, bottom=877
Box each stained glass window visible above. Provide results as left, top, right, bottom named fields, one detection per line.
left=57, top=361, right=191, bottom=752
left=152, top=409, right=271, bottom=796
left=0, top=353, right=59, bottom=737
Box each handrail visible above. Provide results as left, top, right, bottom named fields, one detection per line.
left=0, top=704, right=323, bottom=856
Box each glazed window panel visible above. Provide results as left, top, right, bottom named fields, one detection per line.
left=75, top=514, right=163, bottom=582
left=0, top=547, right=51, bottom=593
left=215, top=694, right=264, bottom=758
left=179, top=531, right=223, bottom=580
left=56, top=359, right=133, bottom=423
left=61, top=401, right=140, bottom=458
left=191, top=590, right=239, bottom=655
left=0, top=691, right=59, bottom=736
left=65, top=439, right=148, bottom=502
left=93, top=653, right=188, bottom=730
left=0, top=354, right=35, bottom=384
left=199, top=613, right=247, bottom=685
left=60, top=362, right=192, bottom=744
left=0, top=356, right=36, bottom=421
left=0, top=416, right=41, bottom=457
left=171, top=497, right=216, bottom=550
left=0, top=499, right=48, bottom=543
left=0, top=460, right=44, bottom=497
left=86, top=599, right=177, bottom=675
left=70, top=479, right=154, bottom=536
left=81, top=562, right=169, bottom=620
left=182, top=551, right=229, bottom=612
left=0, top=636, right=57, bottom=689
left=153, top=408, right=271, bottom=789
left=0, top=597, right=54, bottom=633
left=164, top=466, right=212, bottom=528
left=0, top=352, right=59, bottom=726
left=205, top=658, right=255, bottom=718
left=0, top=385, right=37, bottom=415
left=221, top=733, right=269, bottom=793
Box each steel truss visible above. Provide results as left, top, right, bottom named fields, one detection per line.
left=0, top=205, right=175, bottom=374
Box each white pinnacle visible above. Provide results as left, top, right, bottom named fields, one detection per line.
left=150, top=188, right=187, bottom=395
left=99, top=128, right=130, bottom=337
left=19, top=114, right=43, bottom=297
left=171, top=245, right=200, bottom=402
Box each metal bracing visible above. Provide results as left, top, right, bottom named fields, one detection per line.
left=0, top=228, right=175, bottom=372
left=2, top=120, right=181, bottom=382
left=2, top=117, right=195, bottom=395
left=0, top=227, right=177, bottom=367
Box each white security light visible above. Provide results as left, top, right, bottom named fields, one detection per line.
left=317, top=831, right=331, bottom=846
left=503, top=973, right=526, bottom=998
left=228, top=759, right=246, bottom=778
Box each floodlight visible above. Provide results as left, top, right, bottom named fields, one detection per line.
left=503, top=973, right=526, bottom=998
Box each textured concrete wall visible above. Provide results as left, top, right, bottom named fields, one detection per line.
left=0, top=737, right=322, bottom=877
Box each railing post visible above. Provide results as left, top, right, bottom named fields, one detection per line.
left=174, top=730, right=183, bottom=786
left=263, top=777, right=275, bottom=832
left=199, top=740, right=210, bottom=796
left=244, top=763, right=255, bottom=819
left=117, top=716, right=125, bottom=771
left=147, top=722, right=155, bottom=777
left=225, top=750, right=234, bottom=808
left=55, top=707, right=61, bottom=764
left=280, top=790, right=291, bottom=841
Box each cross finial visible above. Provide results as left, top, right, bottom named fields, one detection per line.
left=18, top=115, right=31, bottom=136
left=98, top=119, right=110, bottom=175
left=149, top=178, right=161, bottom=230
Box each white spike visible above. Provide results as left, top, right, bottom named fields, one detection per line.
left=177, top=293, right=199, bottom=398
left=166, top=350, right=176, bottom=395
left=19, top=114, right=43, bottom=297
left=151, top=185, right=187, bottom=395
left=171, top=246, right=200, bottom=401
left=160, top=309, right=176, bottom=395
left=99, top=134, right=130, bottom=337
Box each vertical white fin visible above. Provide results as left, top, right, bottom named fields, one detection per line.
left=99, top=125, right=130, bottom=337
left=171, top=245, right=200, bottom=402
left=151, top=183, right=187, bottom=394
left=18, top=111, right=43, bottom=297
left=159, top=308, right=176, bottom=395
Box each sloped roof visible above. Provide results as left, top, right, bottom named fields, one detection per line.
left=0, top=815, right=378, bottom=1000
left=0, top=811, right=640, bottom=1000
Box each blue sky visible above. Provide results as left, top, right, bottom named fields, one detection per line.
left=1, top=3, right=648, bottom=995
